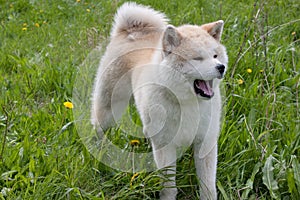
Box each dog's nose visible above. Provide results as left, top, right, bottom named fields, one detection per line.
left=216, top=64, right=225, bottom=74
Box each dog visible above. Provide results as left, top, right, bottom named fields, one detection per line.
left=91, top=2, right=228, bottom=200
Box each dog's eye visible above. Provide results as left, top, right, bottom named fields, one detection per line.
left=213, top=55, right=218, bottom=58
left=193, top=57, right=203, bottom=61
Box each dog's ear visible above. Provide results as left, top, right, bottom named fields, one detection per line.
left=162, top=25, right=182, bottom=55
left=201, top=20, right=224, bottom=41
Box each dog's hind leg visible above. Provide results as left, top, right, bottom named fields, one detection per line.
left=91, top=64, right=132, bottom=134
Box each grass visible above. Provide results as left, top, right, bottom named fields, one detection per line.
left=0, top=0, right=299, bottom=199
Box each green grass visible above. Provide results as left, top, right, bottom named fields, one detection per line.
left=0, top=0, right=299, bottom=199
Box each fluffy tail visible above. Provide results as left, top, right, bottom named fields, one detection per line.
left=111, top=2, right=168, bottom=38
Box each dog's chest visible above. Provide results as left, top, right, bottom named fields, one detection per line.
left=148, top=97, right=201, bottom=147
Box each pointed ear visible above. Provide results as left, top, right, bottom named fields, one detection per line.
left=162, top=25, right=182, bottom=55
left=201, top=20, right=224, bottom=41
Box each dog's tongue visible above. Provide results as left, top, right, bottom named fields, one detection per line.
left=195, top=80, right=214, bottom=97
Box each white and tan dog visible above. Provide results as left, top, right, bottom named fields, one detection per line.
left=91, top=2, right=228, bottom=200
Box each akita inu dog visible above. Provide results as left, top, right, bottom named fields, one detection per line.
left=91, top=2, right=228, bottom=200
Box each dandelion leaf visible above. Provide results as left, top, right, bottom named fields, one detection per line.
left=262, top=155, right=280, bottom=199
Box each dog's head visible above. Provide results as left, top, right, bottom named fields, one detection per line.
left=161, top=20, right=228, bottom=99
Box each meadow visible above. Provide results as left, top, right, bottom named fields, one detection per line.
left=0, top=0, right=299, bottom=199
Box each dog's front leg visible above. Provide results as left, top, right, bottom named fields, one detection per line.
left=194, top=143, right=217, bottom=200
left=152, top=144, right=177, bottom=200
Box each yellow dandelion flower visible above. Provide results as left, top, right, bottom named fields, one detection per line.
left=260, top=69, right=264, bottom=73
left=130, top=139, right=140, bottom=146
left=86, top=8, right=91, bottom=12
left=23, top=23, right=27, bottom=27
left=246, top=68, right=252, bottom=73
left=64, top=101, right=74, bottom=109
left=292, top=31, right=296, bottom=36
left=130, top=173, right=139, bottom=187
left=34, top=23, right=40, bottom=28
left=22, top=27, right=27, bottom=31
left=76, top=0, right=80, bottom=2
left=237, top=79, right=244, bottom=85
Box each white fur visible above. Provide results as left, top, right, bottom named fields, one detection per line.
left=91, top=3, right=228, bottom=200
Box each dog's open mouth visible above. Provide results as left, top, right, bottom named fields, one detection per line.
left=194, top=80, right=214, bottom=98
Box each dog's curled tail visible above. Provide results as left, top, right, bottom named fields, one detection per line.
left=111, top=2, right=168, bottom=38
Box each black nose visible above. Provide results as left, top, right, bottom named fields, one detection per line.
left=216, top=64, right=225, bottom=74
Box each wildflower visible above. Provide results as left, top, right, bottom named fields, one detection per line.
left=63, top=101, right=74, bottom=109
left=23, top=23, right=27, bottom=27
left=246, top=68, right=252, bottom=73
left=260, top=69, right=264, bottom=73
left=130, top=173, right=139, bottom=187
left=22, top=27, right=27, bottom=31
left=34, top=23, right=40, bottom=28
left=237, top=79, right=244, bottom=85
left=86, top=8, right=91, bottom=12
left=130, top=139, right=140, bottom=146
left=292, top=31, right=296, bottom=36
left=76, top=0, right=80, bottom=2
